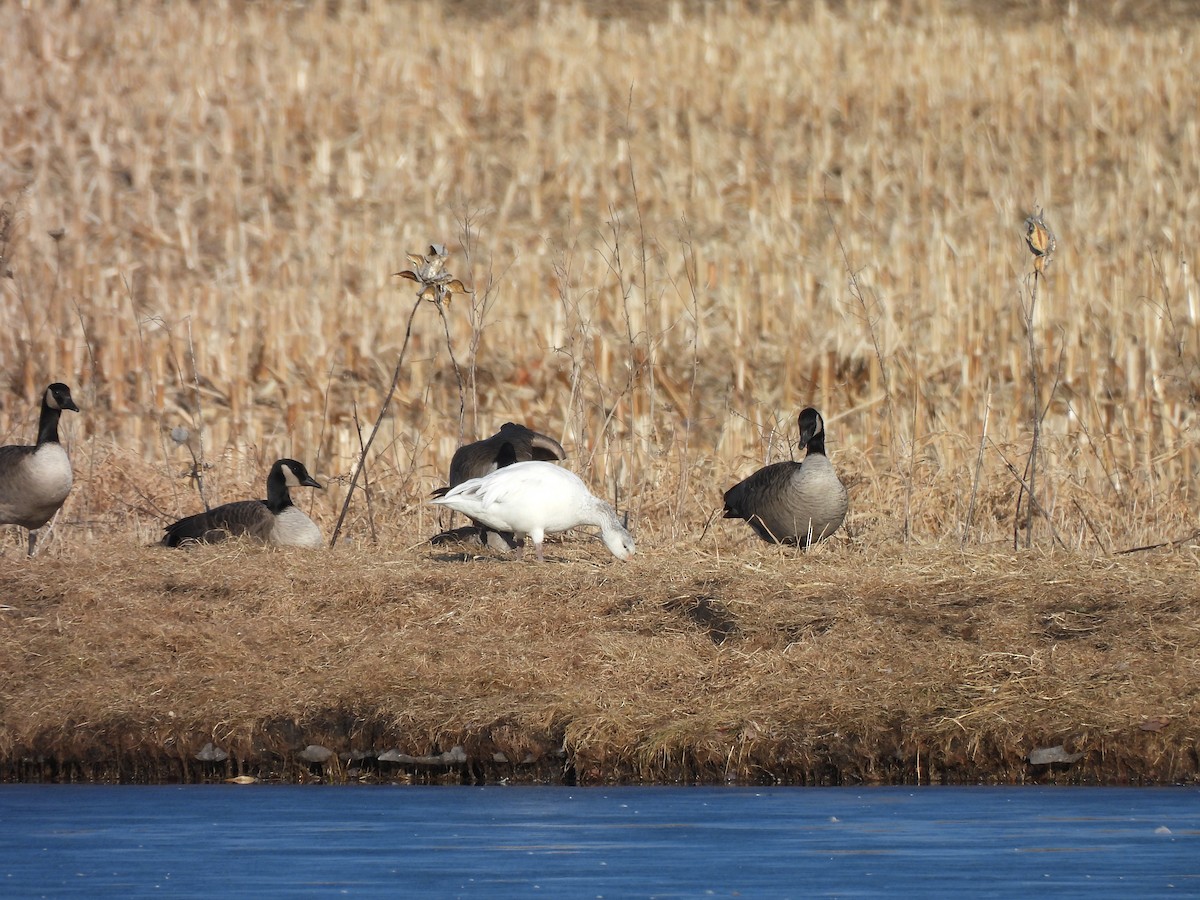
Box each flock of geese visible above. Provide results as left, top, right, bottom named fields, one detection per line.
left=1, top=382, right=850, bottom=560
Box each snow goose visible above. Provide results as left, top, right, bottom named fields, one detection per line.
left=431, top=423, right=565, bottom=552
left=0, top=382, right=80, bottom=555
left=162, top=458, right=324, bottom=548
left=430, top=460, right=634, bottom=561
left=722, top=407, right=848, bottom=547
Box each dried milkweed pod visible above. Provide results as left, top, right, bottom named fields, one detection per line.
left=1023, top=209, right=1056, bottom=274
left=393, top=243, right=470, bottom=306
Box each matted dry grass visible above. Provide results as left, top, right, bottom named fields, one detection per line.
left=2, top=1, right=1200, bottom=781
left=2, top=542, right=1197, bottom=784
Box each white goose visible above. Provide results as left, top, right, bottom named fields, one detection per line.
left=0, top=382, right=80, bottom=556
left=431, top=423, right=566, bottom=552
left=430, top=460, right=634, bottom=561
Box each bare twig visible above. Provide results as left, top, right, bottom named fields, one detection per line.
left=1016, top=209, right=1056, bottom=549
left=991, top=437, right=1068, bottom=551
left=825, top=183, right=893, bottom=444
left=330, top=294, right=422, bottom=547
left=184, top=318, right=211, bottom=512
left=331, top=246, right=469, bottom=547
left=1015, top=274, right=1040, bottom=549
left=1071, top=498, right=1110, bottom=554
left=351, top=401, right=377, bottom=544
left=434, top=299, right=466, bottom=434
left=455, top=209, right=508, bottom=441
left=1116, top=530, right=1200, bottom=555
left=962, top=391, right=991, bottom=548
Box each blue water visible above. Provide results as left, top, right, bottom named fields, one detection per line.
left=0, top=785, right=1196, bottom=898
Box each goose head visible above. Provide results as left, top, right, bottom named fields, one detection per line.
left=279, top=459, right=323, bottom=490
left=597, top=505, right=635, bottom=559
left=45, top=383, right=80, bottom=413
left=602, top=525, right=636, bottom=560
left=798, top=407, right=826, bottom=455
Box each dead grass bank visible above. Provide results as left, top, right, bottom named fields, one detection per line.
left=2, top=542, right=1197, bottom=785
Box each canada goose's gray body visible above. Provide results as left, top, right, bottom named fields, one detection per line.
left=162, top=458, right=324, bottom=548
left=723, top=407, right=848, bottom=547
left=0, top=383, right=80, bottom=555
left=431, top=423, right=565, bottom=552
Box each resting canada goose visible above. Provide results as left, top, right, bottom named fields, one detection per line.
left=162, top=458, right=324, bottom=548
left=445, top=422, right=565, bottom=486
left=430, top=460, right=634, bottom=561
left=722, top=407, right=848, bottom=547
left=0, top=382, right=80, bottom=556
left=431, top=422, right=565, bottom=551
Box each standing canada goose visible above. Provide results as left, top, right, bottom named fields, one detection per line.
left=431, top=422, right=565, bottom=551
left=162, top=458, right=324, bottom=548
left=0, top=383, right=80, bottom=556
left=430, top=460, right=635, bottom=562
left=722, top=407, right=848, bottom=547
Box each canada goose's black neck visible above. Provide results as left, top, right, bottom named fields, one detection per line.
left=36, top=385, right=79, bottom=446
left=36, top=404, right=65, bottom=447
left=805, top=427, right=827, bottom=457
left=264, top=464, right=295, bottom=514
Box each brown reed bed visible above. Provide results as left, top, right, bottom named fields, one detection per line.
left=2, top=1, right=1200, bottom=781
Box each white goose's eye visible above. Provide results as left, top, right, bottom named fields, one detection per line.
left=282, top=464, right=302, bottom=487
left=45, top=388, right=60, bottom=410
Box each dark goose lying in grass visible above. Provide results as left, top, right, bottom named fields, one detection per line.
left=431, top=422, right=565, bottom=552
left=722, top=407, right=848, bottom=547
left=162, top=458, right=324, bottom=548
left=431, top=459, right=634, bottom=562
left=0, top=382, right=80, bottom=556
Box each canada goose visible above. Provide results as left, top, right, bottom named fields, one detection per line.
left=162, top=458, right=324, bottom=548
left=430, top=460, right=634, bottom=561
left=431, top=422, right=566, bottom=551
left=722, top=407, right=848, bottom=547
left=446, top=422, right=565, bottom=486
left=0, top=382, right=80, bottom=556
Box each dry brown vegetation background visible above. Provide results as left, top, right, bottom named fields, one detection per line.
left=2, top=0, right=1200, bottom=783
